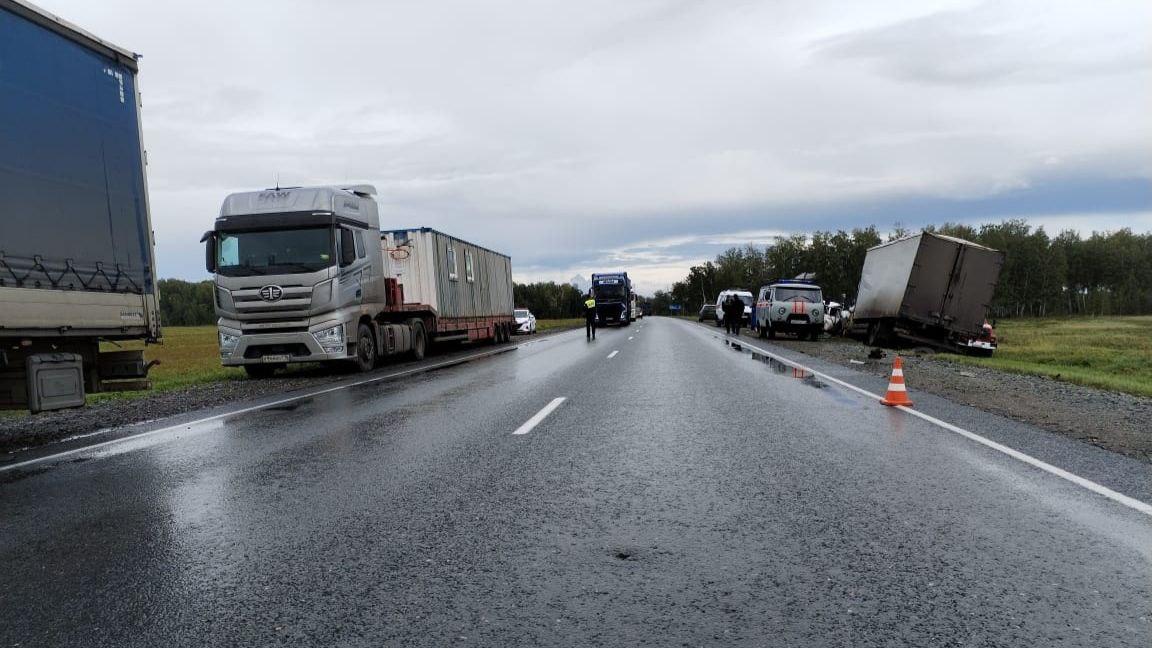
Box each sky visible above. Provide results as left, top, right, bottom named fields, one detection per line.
left=38, top=0, right=1152, bottom=294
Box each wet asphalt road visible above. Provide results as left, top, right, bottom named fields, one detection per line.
left=2, top=317, right=1150, bottom=647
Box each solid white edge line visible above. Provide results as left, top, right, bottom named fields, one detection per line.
left=1, top=343, right=528, bottom=474
left=716, top=328, right=1152, bottom=518
left=607, top=350, right=619, bottom=359
left=512, top=397, right=567, bottom=435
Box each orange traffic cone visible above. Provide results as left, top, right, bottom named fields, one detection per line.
left=881, top=356, right=913, bottom=407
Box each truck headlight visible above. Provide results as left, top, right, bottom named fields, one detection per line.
left=312, top=324, right=345, bottom=354
left=219, top=330, right=239, bottom=357
left=811, top=308, right=822, bottom=320
left=777, top=306, right=786, bottom=315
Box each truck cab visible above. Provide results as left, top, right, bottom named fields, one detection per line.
left=591, top=272, right=632, bottom=326
left=754, top=282, right=824, bottom=340
left=203, top=186, right=384, bottom=376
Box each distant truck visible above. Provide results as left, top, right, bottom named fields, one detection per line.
left=847, top=232, right=1004, bottom=355
left=202, top=185, right=515, bottom=377
left=591, top=272, right=633, bottom=326
left=0, top=1, right=161, bottom=412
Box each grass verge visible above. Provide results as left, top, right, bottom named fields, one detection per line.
left=943, top=316, right=1152, bottom=398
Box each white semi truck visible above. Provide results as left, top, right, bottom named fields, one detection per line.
left=202, top=185, right=515, bottom=377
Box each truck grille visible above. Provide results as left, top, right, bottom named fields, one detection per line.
left=231, top=285, right=313, bottom=316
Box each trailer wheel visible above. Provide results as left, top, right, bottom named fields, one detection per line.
left=410, top=320, right=427, bottom=360
left=244, top=364, right=278, bottom=379
left=350, top=323, right=377, bottom=372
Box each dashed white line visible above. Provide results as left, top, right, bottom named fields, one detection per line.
left=628, top=336, right=634, bottom=340
left=607, top=350, right=619, bottom=359
left=512, top=397, right=567, bottom=435
left=729, top=333, right=1152, bottom=518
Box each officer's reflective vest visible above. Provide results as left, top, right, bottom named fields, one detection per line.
left=584, top=298, right=596, bottom=310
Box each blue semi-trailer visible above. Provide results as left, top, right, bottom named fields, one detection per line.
left=0, top=0, right=160, bottom=411
left=591, top=272, right=633, bottom=326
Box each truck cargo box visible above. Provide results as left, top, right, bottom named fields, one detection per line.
left=381, top=228, right=514, bottom=319
left=0, top=0, right=159, bottom=340
left=854, top=232, right=1004, bottom=341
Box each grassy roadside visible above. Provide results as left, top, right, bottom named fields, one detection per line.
left=536, top=318, right=583, bottom=333
left=943, top=316, right=1152, bottom=398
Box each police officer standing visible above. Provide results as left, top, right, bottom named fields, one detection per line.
left=584, top=291, right=597, bottom=340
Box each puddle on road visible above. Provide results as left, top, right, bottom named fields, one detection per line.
left=723, top=338, right=829, bottom=389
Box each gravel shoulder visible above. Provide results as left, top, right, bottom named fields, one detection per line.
left=750, top=332, right=1152, bottom=465
left=0, top=330, right=574, bottom=456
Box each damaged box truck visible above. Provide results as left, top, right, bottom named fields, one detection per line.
left=848, top=232, right=1004, bottom=355
left=203, top=185, right=516, bottom=376
left=0, top=0, right=161, bottom=412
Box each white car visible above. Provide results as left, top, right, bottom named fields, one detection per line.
left=514, top=308, right=537, bottom=334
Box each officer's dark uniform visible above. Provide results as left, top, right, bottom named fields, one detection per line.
left=584, top=296, right=597, bottom=340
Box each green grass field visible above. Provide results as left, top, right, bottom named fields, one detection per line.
left=945, top=316, right=1152, bottom=398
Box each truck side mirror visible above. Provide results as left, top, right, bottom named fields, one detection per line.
left=201, top=232, right=217, bottom=273
left=339, top=228, right=356, bottom=267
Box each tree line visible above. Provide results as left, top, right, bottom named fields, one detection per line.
left=650, top=220, right=1152, bottom=318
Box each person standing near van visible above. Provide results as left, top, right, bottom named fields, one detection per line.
left=724, top=295, right=742, bottom=335
left=584, top=291, right=597, bottom=340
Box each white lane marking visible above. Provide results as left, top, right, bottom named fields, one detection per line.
left=607, top=350, right=619, bottom=359
left=512, top=397, right=567, bottom=435
left=628, top=336, right=634, bottom=340
left=1, top=344, right=525, bottom=474
left=727, top=333, right=1152, bottom=518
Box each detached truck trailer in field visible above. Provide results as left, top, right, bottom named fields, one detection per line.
left=202, top=185, right=515, bottom=377
left=0, top=0, right=160, bottom=412
left=849, top=232, right=1004, bottom=355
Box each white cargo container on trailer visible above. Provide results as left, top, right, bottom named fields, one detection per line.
left=382, top=228, right=515, bottom=342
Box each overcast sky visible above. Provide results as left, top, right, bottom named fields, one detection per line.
left=40, top=0, right=1152, bottom=294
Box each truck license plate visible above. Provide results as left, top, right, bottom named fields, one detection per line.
left=261, top=354, right=290, bottom=364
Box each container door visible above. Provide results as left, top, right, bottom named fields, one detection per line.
left=941, top=246, right=1004, bottom=335
left=905, top=235, right=959, bottom=325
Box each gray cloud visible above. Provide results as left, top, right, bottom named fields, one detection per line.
left=34, top=0, right=1152, bottom=289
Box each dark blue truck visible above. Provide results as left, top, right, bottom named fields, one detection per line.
left=591, top=272, right=633, bottom=327
left=0, top=1, right=160, bottom=411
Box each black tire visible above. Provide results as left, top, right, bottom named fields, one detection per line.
left=244, top=364, right=278, bottom=379
left=410, top=320, right=427, bottom=360
left=350, top=322, right=377, bottom=372
left=767, top=325, right=776, bottom=339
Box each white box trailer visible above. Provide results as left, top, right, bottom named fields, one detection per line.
left=382, top=228, right=515, bottom=342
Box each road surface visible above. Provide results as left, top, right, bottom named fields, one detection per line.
left=2, top=317, right=1150, bottom=647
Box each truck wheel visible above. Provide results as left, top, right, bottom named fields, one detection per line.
left=244, top=364, right=278, bottom=379
left=410, top=320, right=427, bottom=360
left=351, top=323, right=377, bottom=372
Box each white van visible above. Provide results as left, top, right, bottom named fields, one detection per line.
left=713, top=289, right=753, bottom=327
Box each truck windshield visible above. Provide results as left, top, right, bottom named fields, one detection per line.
left=594, top=284, right=628, bottom=300
left=217, top=228, right=333, bottom=277
left=774, top=287, right=822, bottom=302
